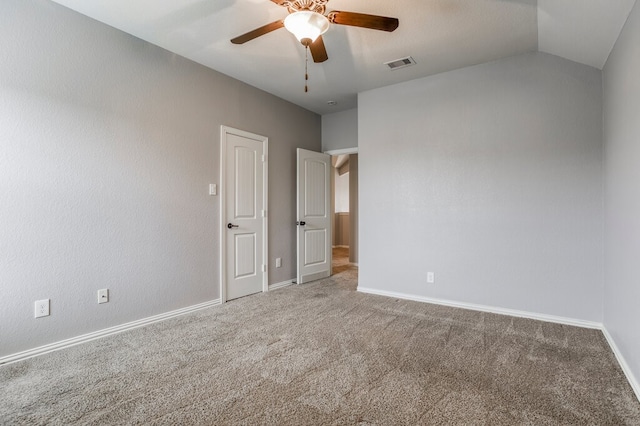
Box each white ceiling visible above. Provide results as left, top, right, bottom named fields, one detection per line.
left=538, top=0, right=636, bottom=69
left=50, top=0, right=636, bottom=115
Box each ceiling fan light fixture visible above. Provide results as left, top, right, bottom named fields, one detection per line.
left=284, top=11, right=329, bottom=45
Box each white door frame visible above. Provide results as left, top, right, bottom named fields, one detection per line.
left=326, top=147, right=358, bottom=268
left=324, top=148, right=358, bottom=156
left=220, top=125, right=268, bottom=303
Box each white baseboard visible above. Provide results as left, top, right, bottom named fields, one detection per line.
left=269, top=279, right=294, bottom=291
left=357, top=287, right=602, bottom=329
left=0, top=299, right=221, bottom=366
left=3, top=285, right=638, bottom=404
left=601, top=327, right=640, bottom=402
left=357, top=286, right=640, bottom=403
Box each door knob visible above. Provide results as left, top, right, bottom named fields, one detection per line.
left=227, top=223, right=239, bottom=229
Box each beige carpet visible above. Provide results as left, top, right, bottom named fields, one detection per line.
left=2, top=268, right=639, bottom=425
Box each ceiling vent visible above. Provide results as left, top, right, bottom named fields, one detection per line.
left=384, top=56, right=416, bottom=70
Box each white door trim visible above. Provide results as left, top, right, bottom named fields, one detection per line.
left=324, top=147, right=358, bottom=156
left=220, top=126, right=268, bottom=303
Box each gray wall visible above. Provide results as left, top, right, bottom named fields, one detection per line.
left=603, top=0, right=640, bottom=394
left=322, top=108, right=358, bottom=152
left=335, top=213, right=350, bottom=246
left=358, top=52, right=603, bottom=322
left=0, top=0, right=320, bottom=357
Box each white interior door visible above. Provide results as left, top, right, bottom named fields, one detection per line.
left=297, top=148, right=331, bottom=284
left=221, top=126, right=267, bottom=301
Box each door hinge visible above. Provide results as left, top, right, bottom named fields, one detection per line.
left=262, top=210, right=266, bottom=217
left=262, top=264, right=267, bottom=272
left=261, top=155, right=266, bottom=162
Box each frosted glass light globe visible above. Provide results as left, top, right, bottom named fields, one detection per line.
left=284, top=11, right=330, bottom=45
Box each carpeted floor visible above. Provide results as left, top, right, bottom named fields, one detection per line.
left=2, top=267, right=639, bottom=425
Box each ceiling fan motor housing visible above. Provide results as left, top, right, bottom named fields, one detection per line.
left=285, top=0, right=328, bottom=14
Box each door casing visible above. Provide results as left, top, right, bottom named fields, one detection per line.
left=326, top=147, right=359, bottom=265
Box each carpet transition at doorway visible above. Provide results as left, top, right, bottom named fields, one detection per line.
left=1, top=268, right=639, bottom=424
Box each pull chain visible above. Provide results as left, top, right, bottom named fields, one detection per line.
left=304, top=46, right=309, bottom=93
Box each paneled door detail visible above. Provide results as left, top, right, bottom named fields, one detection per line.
left=297, top=148, right=331, bottom=284
left=221, top=126, right=267, bottom=301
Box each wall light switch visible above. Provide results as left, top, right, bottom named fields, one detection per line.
left=427, top=272, right=435, bottom=284
left=209, top=184, right=217, bottom=196
left=276, top=258, right=282, bottom=268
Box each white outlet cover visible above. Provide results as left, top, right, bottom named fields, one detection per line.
left=35, top=299, right=50, bottom=318
left=98, top=289, right=109, bottom=304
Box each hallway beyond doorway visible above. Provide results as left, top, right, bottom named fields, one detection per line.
left=332, top=246, right=356, bottom=274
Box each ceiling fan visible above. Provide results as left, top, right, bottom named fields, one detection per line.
left=230, top=0, right=399, bottom=64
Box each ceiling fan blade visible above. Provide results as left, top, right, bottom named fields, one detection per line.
left=328, top=11, right=399, bottom=32
left=309, top=36, right=329, bottom=63
left=230, top=20, right=284, bottom=44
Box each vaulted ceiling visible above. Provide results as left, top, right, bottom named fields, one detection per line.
left=50, top=0, right=636, bottom=114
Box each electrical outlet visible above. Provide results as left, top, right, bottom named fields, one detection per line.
left=427, top=272, right=435, bottom=284
left=35, top=299, right=50, bottom=318
left=98, top=289, right=109, bottom=304
left=275, top=258, right=282, bottom=268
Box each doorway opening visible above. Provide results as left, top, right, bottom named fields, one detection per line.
left=332, top=154, right=351, bottom=273
left=329, top=150, right=358, bottom=274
